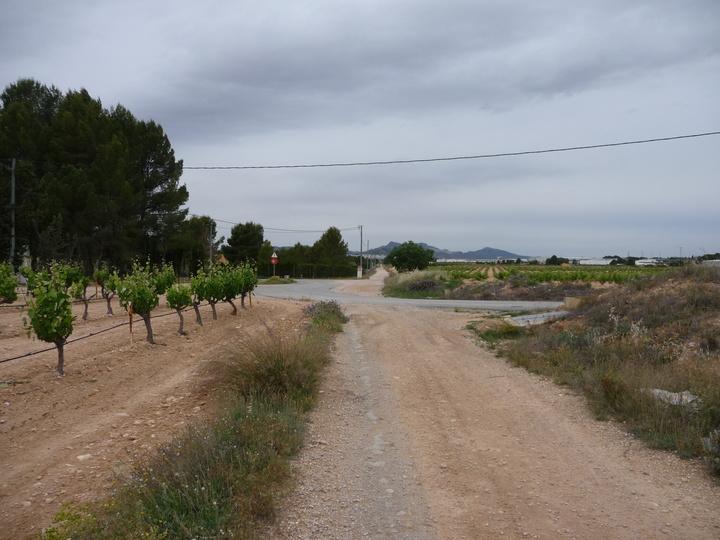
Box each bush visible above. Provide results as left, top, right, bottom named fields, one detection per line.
left=0, top=262, right=18, bottom=304
left=408, top=279, right=443, bottom=292
left=41, top=301, right=347, bottom=538
left=227, top=332, right=331, bottom=412
left=383, top=269, right=451, bottom=298
left=490, top=268, right=720, bottom=475
left=302, top=300, right=349, bottom=334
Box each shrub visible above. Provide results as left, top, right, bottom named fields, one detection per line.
left=702, top=429, right=720, bottom=475
left=302, top=300, right=349, bottom=334
left=226, top=333, right=329, bottom=412
left=22, top=268, right=75, bottom=376
left=0, top=262, right=18, bottom=304
left=407, top=279, right=443, bottom=292
left=491, top=269, right=720, bottom=475
left=41, top=300, right=348, bottom=538
left=383, top=269, right=451, bottom=298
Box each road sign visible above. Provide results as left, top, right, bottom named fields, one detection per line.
left=271, top=252, right=278, bottom=265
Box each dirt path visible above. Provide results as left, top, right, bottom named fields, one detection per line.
left=2, top=270, right=720, bottom=538
left=266, top=269, right=720, bottom=538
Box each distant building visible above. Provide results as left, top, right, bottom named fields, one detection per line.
left=575, top=258, right=615, bottom=266
left=635, top=258, right=658, bottom=266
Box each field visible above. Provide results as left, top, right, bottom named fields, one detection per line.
left=0, top=290, right=310, bottom=538
left=436, top=262, right=669, bottom=284
left=2, top=267, right=720, bottom=538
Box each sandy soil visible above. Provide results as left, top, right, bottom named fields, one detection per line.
left=2, top=271, right=720, bottom=539
left=265, top=269, right=720, bottom=539
left=0, top=292, right=305, bottom=539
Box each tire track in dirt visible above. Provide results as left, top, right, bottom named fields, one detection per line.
left=349, top=304, right=720, bottom=538
left=268, top=274, right=720, bottom=538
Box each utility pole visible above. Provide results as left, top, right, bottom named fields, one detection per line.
left=9, top=158, right=15, bottom=267
left=208, top=222, right=213, bottom=265
left=358, top=225, right=363, bottom=278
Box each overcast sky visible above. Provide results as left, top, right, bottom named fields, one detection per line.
left=2, top=0, right=719, bottom=258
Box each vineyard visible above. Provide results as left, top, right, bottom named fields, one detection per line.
left=0, top=270, right=312, bottom=538
left=438, top=263, right=669, bottom=284
left=383, top=263, right=671, bottom=301
left=1, top=261, right=258, bottom=376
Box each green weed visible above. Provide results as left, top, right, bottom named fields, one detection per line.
left=490, top=266, right=720, bottom=475
left=39, top=301, right=345, bottom=539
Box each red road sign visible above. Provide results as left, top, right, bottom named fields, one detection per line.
left=271, top=251, right=278, bottom=265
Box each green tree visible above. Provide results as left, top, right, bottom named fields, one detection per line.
left=0, top=79, right=189, bottom=271
left=0, top=79, right=62, bottom=265
left=257, top=240, right=275, bottom=274
left=279, top=242, right=310, bottom=266
left=238, top=262, right=258, bottom=308
left=223, top=221, right=264, bottom=264
left=190, top=268, right=210, bottom=326
left=312, top=227, right=349, bottom=265
left=190, top=266, right=225, bottom=321
left=0, top=262, right=18, bottom=304
left=94, top=268, right=118, bottom=315
left=67, top=267, right=91, bottom=321
left=385, top=241, right=435, bottom=272
left=545, top=255, right=569, bottom=266
left=130, top=120, right=189, bottom=263
left=165, top=215, right=219, bottom=275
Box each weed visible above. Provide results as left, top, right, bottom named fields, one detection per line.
left=225, top=331, right=330, bottom=412
left=40, top=302, right=347, bottom=539
left=491, top=266, right=720, bottom=475
left=467, top=321, right=525, bottom=349
left=302, top=300, right=349, bottom=333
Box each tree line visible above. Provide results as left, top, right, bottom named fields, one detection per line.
left=225, top=222, right=357, bottom=278
left=1, top=78, right=358, bottom=278
left=0, top=78, right=216, bottom=274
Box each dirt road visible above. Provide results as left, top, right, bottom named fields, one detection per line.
left=1, top=269, right=719, bottom=538
left=266, top=268, right=720, bottom=538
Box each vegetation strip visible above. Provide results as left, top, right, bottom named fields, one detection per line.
left=39, top=300, right=348, bottom=539
left=466, top=265, right=720, bottom=476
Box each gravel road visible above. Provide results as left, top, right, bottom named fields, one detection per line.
left=262, top=268, right=720, bottom=539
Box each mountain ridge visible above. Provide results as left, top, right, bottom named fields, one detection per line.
left=353, top=241, right=531, bottom=260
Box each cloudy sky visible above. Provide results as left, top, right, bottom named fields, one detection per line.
left=2, top=0, right=719, bottom=258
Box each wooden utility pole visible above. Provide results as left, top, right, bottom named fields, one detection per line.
left=9, top=158, right=15, bottom=266
left=358, top=225, right=363, bottom=278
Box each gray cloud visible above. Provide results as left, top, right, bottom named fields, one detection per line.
left=1, top=0, right=719, bottom=256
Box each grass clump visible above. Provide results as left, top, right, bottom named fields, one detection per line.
left=39, top=301, right=346, bottom=539
left=471, top=265, right=720, bottom=475
left=382, top=269, right=459, bottom=298
left=225, top=331, right=332, bottom=412
left=302, top=300, right=349, bottom=334
left=467, top=320, right=525, bottom=349
left=262, top=276, right=295, bottom=284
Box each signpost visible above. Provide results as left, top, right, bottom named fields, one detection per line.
left=270, top=251, right=278, bottom=276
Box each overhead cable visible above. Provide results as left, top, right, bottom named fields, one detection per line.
left=188, top=213, right=359, bottom=234
left=183, top=131, right=720, bottom=170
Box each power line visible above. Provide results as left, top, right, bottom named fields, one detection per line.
left=188, top=213, right=359, bottom=234
left=4, top=131, right=717, bottom=172
left=183, top=131, right=720, bottom=171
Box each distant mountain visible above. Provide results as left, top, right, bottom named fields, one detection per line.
left=354, top=242, right=530, bottom=260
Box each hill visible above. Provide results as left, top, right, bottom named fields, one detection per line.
left=355, top=242, right=530, bottom=261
